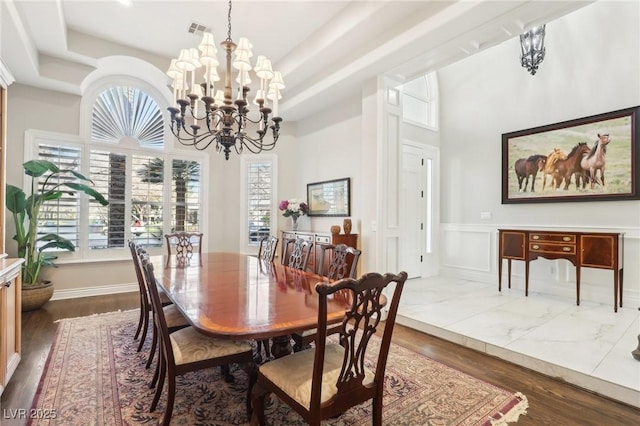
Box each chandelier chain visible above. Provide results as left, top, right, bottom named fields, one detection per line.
left=226, top=0, right=233, bottom=42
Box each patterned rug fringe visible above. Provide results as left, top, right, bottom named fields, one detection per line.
left=53, top=309, right=135, bottom=323
left=490, top=392, right=529, bottom=425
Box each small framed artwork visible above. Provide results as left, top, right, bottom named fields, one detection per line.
left=307, top=177, right=350, bottom=216
left=502, top=106, right=640, bottom=204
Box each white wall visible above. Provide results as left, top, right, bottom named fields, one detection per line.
left=438, top=0, right=640, bottom=306
left=294, top=95, right=363, bottom=235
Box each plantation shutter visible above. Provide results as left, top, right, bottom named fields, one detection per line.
left=37, top=144, right=83, bottom=250
left=246, top=162, right=272, bottom=245
left=170, top=160, right=201, bottom=233
left=131, top=155, right=165, bottom=247
left=88, top=150, right=127, bottom=249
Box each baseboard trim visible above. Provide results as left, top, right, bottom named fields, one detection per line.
left=51, top=283, right=138, bottom=301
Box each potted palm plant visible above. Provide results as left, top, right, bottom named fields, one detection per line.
left=6, top=160, right=109, bottom=311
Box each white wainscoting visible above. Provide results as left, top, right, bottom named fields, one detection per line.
left=440, top=224, right=640, bottom=309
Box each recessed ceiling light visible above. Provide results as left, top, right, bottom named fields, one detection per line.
left=117, top=0, right=133, bottom=6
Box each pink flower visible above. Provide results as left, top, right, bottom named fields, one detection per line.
left=279, top=198, right=308, bottom=218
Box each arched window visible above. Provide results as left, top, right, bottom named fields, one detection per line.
left=26, top=83, right=207, bottom=259
left=402, top=72, right=439, bottom=130
left=92, top=86, right=164, bottom=147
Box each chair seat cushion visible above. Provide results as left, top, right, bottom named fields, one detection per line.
left=170, top=326, right=253, bottom=365
left=162, top=304, right=189, bottom=329
left=259, top=343, right=374, bottom=408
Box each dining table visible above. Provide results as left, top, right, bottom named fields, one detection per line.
left=151, top=252, right=351, bottom=358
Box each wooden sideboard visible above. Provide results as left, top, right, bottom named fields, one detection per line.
left=498, top=229, right=624, bottom=312
left=281, top=230, right=358, bottom=275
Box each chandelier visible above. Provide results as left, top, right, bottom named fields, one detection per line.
left=520, top=25, right=546, bottom=75
left=166, top=0, right=283, bottom=160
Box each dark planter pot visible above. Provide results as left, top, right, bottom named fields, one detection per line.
left=22, top=281, right=54, bottom=312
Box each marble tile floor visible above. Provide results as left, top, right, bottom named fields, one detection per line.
left=396, top=276, right=640, bottom=408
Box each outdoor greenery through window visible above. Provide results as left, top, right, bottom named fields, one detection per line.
left=247, top=161, right=273, bottom=245
left=36, top=144, right=84, bottom=249
left=31, top=85, right=203, bottom=257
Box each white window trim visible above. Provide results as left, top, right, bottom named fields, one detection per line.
left=402, top=73, right=439, bottom=131
left=240, top=154, right=278, bottom=255
left=24, top=129, right=209, bottom=262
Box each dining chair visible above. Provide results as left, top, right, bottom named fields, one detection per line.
left=250, top=271, right=408, bottom=426
left=258, top=235, right=279, bottom=263
left=140, top=254, right=256, bottom=426
left=316, top=243, right=362, bottom=280
left=281, top=237, right=313, bottom=271
left=128, top=241, right=189, bottom=373
left=255, top=255, right=279, bottom=361
left=164, top=231, right=203, bottom=266
left=291, top=243, right=362, bottom=351
left=255, top=235, right=279, bottom=360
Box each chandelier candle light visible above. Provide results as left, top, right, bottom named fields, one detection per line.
left=166, top=0, right=283, bottom=160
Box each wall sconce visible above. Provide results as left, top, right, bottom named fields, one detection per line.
left=520, top=25, right=546, bottom=75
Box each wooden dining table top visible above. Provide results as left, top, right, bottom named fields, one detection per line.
left=151, top=252, right=351, bottom=340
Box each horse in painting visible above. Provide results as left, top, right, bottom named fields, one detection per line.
left=552, top=142, right=591, bottom=190
left=515, top=154, right=546, bottom=192
left=580, top=133, right=610, bottom=189
left=541, top=148, right=567, bottom=191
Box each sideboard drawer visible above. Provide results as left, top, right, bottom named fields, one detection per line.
left=315, top=235, right=331, bottom=244
left=530, top=233, right=576, bottom=244
left=282, top=231, right=296, bottom=240
left=295, top=233, right=314, bottom=243
left=529, top=242, right=576, bottom=255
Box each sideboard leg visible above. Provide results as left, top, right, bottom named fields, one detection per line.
left=576, top=266, right=581, bottom=306
left=613, top=269, right=619, bottom=312
left=524, top=261, right=529, bottom=296
left=508, top=259, right=512, bottom=289
left=619, top=268, right=624, bottom=308
left=498, top=258, right=502, bottom=291
left=613, top=281, right=618, bottom=313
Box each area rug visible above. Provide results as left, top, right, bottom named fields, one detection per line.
left=28, top=310, right=527, bottom=425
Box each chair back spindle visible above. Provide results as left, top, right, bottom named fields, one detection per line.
left=258, top=235, right=279, bottom=262
left=164, top=232, right=203, bottom=267
left=282, top=237, right=313, bottom=271
left=317, top=243, right=361, bottom=280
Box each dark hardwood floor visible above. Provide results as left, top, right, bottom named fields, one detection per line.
left=2, top=293, right=638, bottom=425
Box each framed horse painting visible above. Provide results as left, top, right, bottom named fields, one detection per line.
left=502, top=106, right=640, bottom=204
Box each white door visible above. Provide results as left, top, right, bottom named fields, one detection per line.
left=400, top=142, right=439, bottom=278
left=399, top=144, right=424, bottom=278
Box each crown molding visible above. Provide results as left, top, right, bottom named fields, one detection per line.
left=0, top=57, right=15, bottom=88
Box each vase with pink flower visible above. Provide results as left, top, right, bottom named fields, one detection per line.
left=279, top=198, right=309, bottom=231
